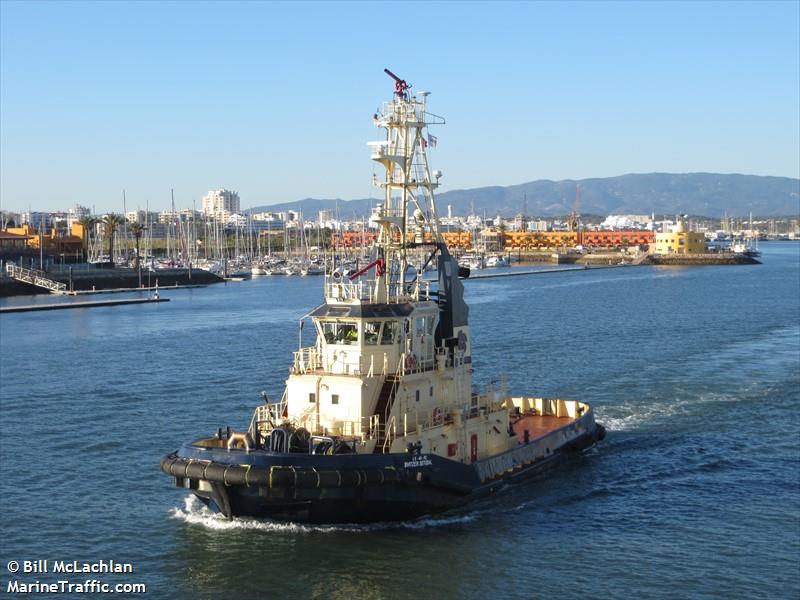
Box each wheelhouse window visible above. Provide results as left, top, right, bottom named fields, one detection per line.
left=364, top=322, right=381, bottom=345
left=381, top=321, right=399, bottom=345
left=321, top=321, right=359, bottom=345
left=415, top=315, right=435, bottom=336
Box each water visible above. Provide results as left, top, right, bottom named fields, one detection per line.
left=1, top=244, right=798, bottom=599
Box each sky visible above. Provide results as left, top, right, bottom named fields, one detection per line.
left=1, top=0, right=798, bottom=214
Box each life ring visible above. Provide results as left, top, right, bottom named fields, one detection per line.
left=432, top=407, right=443, bottom=426
left=404, top=353, right=417, bottom=371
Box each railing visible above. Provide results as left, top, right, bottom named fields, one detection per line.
left=370, top=206, right=405, bottom=220
left=398, top=349, right=440, bottom=376
left=324, top=275, right=430, bottom=304
left=378, top=100, right=429, bottom=126
left=293, top=347, right=323, bottom=373
left=248, top=390, right=288, bottom=444
left=293, top=347, right=396, bottom=378
left=382, top=415, right=397, bottom=453
left=284, top=413, right=375, bottom=439
left=5, top=264, right=67, bottom=293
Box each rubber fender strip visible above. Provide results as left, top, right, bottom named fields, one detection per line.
left=313, top=467, right=320, bottom=488
left=241, top=464, right=251, bottom=487
left=385, top=466, right=399, bottom=482
left=185, top=460, right=210, bottom=480
left=161, top=455, right=177, bottom=474
left=356, top=470, right=362, bottom=487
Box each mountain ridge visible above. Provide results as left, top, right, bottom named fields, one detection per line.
left=247, top=172, right=799, bottom=218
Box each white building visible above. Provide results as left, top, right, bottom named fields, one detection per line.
left=126, top=210, right=160, bottom=224
left=527, top=220, right=550, bottom=232
left=202, top=189, right=240, bottom=220
left=20, top=212, right=52, bottom=229
left=600, top=214, right=651, bottom=230
left=67, top=205, right=91, bottom=227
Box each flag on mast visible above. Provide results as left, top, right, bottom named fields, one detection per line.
left=427, top=134, right=437, bottom=147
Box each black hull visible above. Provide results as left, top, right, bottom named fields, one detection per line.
left=161, top=426, right=605, bottom=524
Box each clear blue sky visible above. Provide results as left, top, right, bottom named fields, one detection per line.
left=1, top=0, right=798, bottom=214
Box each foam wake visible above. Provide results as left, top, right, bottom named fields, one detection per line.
left=170, top=495, right=477, bottom=533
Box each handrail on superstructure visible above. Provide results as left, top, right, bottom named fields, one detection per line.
left=324, top=275, right=429, bottom=304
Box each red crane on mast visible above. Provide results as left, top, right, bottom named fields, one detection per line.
left=384, top=68, right=411, bottom=98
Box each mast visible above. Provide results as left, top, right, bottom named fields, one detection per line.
left=368, top=69, right=445, bottom=303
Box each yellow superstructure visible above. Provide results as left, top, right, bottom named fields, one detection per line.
left=654, top=221, right=706, bottom=254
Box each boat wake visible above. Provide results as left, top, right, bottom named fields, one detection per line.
left=596, top=324, right=800, bottom=433
left=170, top=496, right=477, bottom=533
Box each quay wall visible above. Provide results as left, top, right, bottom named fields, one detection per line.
left=0, top=267, right=224, bottom=297
left=647, top=253, right=760, bottom=265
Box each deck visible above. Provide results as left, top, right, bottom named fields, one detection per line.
left=511, top=413, right=575, bottom=442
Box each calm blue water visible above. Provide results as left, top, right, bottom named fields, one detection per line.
left=1, top=244, right=798, bottom=599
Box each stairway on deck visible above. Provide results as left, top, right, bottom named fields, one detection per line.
left=373, top=375, right=398, bottom=454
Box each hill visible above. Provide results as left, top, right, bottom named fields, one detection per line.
left=248, top=173, right=799, bottom=219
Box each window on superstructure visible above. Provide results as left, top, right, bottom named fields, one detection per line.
left=416, top=315, right=435, bottom=336
left=364, top=322, right=381, bottom=345
left=381, top=321, right=399, bottom=345
left=322, top=321, right=359, bottom=345
left=416, top=317, right=425, bottom=335
left=309, top=393, right=316, bottom=403
left=331, top=394, right=339, bottom=405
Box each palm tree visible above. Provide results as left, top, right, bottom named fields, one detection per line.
left=77, top=216, right=97, bottom=261
left=497, top=222, right=507, bottom=252
left=129, top=222, right=146, bottom=269
left=129, top=222, right=147, bottom=287
left=102, top=214, right=125, bottom=267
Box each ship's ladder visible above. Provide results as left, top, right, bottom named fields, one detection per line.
left=373, top=374, right=399, bottom=454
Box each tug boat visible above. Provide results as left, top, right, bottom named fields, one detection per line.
left=161, top=71, right=605, bottom=524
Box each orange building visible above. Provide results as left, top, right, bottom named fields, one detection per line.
left=504, top=230, right=653, bottom=249
left=335, top=231, right=379, bottom=248
left=578, top=230, right=654, bottom=248
left=334, top=228, right=654, bottom=251
left=441, top=231, right=473, bottom=249
left=2, top=223, right=87, bottom=257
